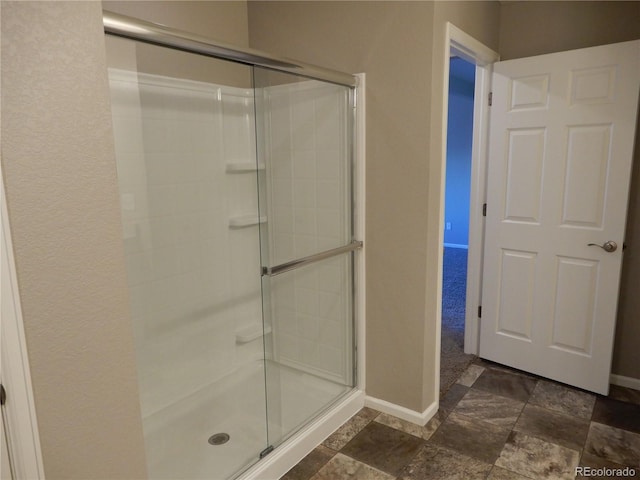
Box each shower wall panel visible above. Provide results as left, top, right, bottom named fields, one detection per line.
left=109, top=69, right=263, bottom=418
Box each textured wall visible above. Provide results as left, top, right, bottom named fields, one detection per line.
left=499, top=1, right=640, bottom=61
left=1, top=2, right=147, bottom=478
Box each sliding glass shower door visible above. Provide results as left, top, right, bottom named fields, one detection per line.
left=105, top=21, right=358, bottom=479
left=254, top=68, right=357, bottom=449
left=106, top=35, right=270, bottom=480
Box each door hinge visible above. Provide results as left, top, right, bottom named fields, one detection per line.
left=260, top=445, right=274, bottom=459
left=488, top=92, right=493, bottom=106
left=0, top=384, right=6, bottom=406
left=483, top=203, right=487, bottom=217
left=478, top=306, right=482, bottom=318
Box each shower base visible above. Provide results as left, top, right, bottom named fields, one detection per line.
left=142, top=359, right=351, bottom=480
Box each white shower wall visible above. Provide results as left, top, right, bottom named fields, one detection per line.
left=109, top=69, right=264, bottom=418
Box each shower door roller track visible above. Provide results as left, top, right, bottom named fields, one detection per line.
left=102, top=10, right=357, bottom=88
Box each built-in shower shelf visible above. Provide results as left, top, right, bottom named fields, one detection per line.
left=228, top=215, right=267, bottom=228
left=235, top=324, right=272, bottom=344
left=225, top=162, right=265, bottom=173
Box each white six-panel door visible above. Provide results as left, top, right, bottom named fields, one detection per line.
left=480, top=40, right=640, bottom=395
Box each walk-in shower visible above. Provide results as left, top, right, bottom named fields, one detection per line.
left=103, top=12, right=362, bottom=480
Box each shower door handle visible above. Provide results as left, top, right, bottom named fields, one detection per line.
left=262, top=241, right=363, bottom=277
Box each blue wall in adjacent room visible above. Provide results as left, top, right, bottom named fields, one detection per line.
left=444, top=57, right=475, bottom=247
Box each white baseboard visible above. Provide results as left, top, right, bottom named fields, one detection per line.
left=443, top=243, right=468, bottom=249
left=610, top=373, right=640, bottom=391
left=364, top=395, right=438, bottom=427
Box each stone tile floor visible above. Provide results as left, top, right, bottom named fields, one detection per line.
left=281, top=359, right=640, bottom=479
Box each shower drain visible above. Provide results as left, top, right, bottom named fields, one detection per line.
left=208, top=433, right=230, bottom=445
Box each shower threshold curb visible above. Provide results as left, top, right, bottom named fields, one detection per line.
left=236, top=389, right=365, bottom=480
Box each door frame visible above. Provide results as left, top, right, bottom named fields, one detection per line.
left=0, top=161, right=46, bottom=478
left=438, top=23, right=499, bottom=361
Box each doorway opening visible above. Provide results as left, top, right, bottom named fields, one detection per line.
left=440, top=56, right=476, bottom=395
left=436, top=24, right=499, bottom=398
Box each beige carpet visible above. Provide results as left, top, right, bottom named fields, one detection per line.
left=440, top=247, right=476, bottom=396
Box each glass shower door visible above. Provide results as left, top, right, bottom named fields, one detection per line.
left=105, top=28, right=358, bottom=478
left=253, top=68, right=358, bottom=449
left=105, top=36, right=270, bottom=480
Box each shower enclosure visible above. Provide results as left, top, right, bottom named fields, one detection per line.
left=103, top=12, right=362, bottom=480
